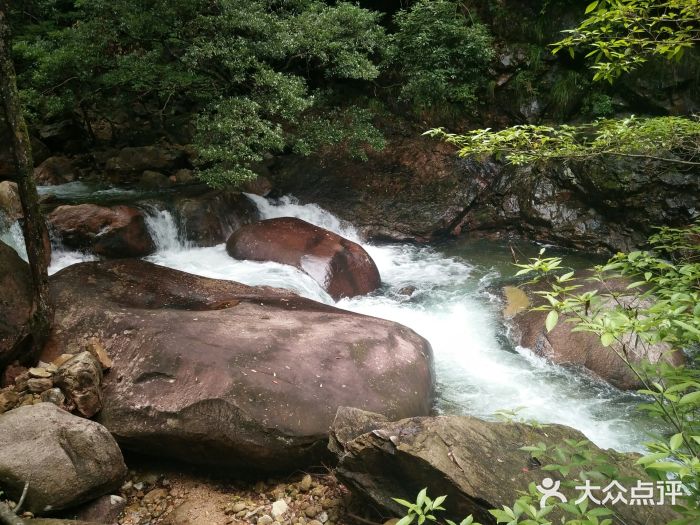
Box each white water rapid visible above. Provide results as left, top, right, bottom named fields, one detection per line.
left=1, top=193, right=649, bottom=451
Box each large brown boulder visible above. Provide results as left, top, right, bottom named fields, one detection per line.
left=331, top=411, right=676, bottom=525
left=44, top=260, right=433, bottom=471
left=0, top=403, right=126, bottom=514
left=226, top=217, right=381, bottom=300
left=34, top=156, right=78, bottom=186
left=0, top=241, right=32, bottom=371
left=173, top=190, right=257, bottom=246
left=510, top=276, right=685, bottom=390
left=48, top=204, right=155, bottom=258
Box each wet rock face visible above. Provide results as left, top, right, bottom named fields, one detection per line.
left=44, top=260, right=434, bottom=471
left=173, top=190, right=258, bottom=247
left=269, top=138, right=475, bottom=243
left=105, top=145, right=186, bottom=175
left=0, top=403, right=126, bottom=514
left=226, top=217, right=381, bottom=300
left=34, top=156, right=78, bottom=186
left=270, top=137, right=700, bottom=253
left=450, top=157, right=700, bottom=253
left=0, top=241, right=33, bottom=372
left=48, top=203, right=155, bottom=257
left=331, top=412, right=677, bottom=525
left=510, top=274, right=686, bottom=390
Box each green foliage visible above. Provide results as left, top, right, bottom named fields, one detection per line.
left=394, top=488, right=453, bottom=525
left=553, top=0, right=700, bottom=82
left=514, top=223, right=700, bottom=522
left=549, top=71, right=588, bottom=119
left=10, top=0, right=388, bottom=186
left=427, top=116, right=700, bottom=166
left=292, top=106, right=386, bottom=160
left=581, top=93, right=614, bottom=118
left=388, top=0, right=494, bottom=111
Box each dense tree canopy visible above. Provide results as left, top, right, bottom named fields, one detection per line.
left=9, top=0, right=497, bottom=186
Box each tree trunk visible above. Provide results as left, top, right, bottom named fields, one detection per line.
left=0, top=7, right=53, bottom=353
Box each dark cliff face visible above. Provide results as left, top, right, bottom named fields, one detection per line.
left=270, top=136, right=700, bottom=254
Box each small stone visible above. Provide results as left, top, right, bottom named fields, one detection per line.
left=299, top=474, right=312, bottom=492
left=52, top=353, right=76, bottom=367
left=0, top=390, right=19, bottom=413
left=231, top=502, right=247, bottom=513
left=55, top=351, right=103, bottom=417
left=317, top=511, right=328, bottom=524
left=308, top=520, right=322, bottom=525
left=398, top=286, right=417, bottom=297
left=19, top=394, right=34, bottom=406
left=310, top=486, right=326, bottom=497
left=28, top=367, right=53, bottom=378
left=271, top=500, right=288, bottom=519
left=27, top=377, right=53, bottom=393
left=258, top=514, right=274, bottom=525
left=143, top=487, right=169, bottom=504
left=14, top=372, right=29, bottom=392
left=305, top=506, right=321, bottom=518
left=40, top=387, right=65, bottom=406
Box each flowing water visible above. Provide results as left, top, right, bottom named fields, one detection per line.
left=1, top=192, right=651, bottom=452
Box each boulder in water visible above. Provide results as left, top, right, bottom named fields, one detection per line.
left=510, top=275, right=685, bottom=390
left=44, top=260, right=433, bottom=471
left=0, top=403, right=126, bottom=514
left=34, top=156, right=78, bottom=186
left=331, top=410, right=676, bottom=525
left=0, top=241, right=33, bottom=372
left=173, top=190, right=257, bottom=246
left=48, top=204, right=155, bottom=258
left=226, top=217, right=380, bottom=300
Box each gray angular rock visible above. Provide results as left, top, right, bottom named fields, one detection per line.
left=332, top=413, right=676, bottom=525
left=0, top=403, right=126, bottom=514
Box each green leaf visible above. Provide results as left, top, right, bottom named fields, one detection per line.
left=545, top=310, right=559, bottom=332
left=600, top=333, right=615, bottom=346
left=432, top=495, right=447, bottom=509
left=669, top=433, right=684, bottom=451
left=585, top=1, right=599, bottom=14
left=397, top=516, right=415, bottom=525
left=646, top=461, right=684, bottom=473
left=679, top=390, right=700, bottom=405
left=416, top=488, right=427, bottom=509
